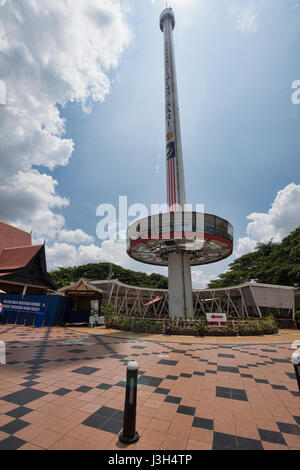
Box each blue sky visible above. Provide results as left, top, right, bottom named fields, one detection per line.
left=0, top=0, right=300, bottom=287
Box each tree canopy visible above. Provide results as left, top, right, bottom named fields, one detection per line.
left=50, top=262, right=168, bottom=289
left=208, top=227, right=300, bottom=288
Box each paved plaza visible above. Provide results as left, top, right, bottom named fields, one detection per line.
left=0, top=325, right=299, bottom=450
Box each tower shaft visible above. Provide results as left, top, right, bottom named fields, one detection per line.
left=161, top=8, right=193, bottom=318
left=162, top=14, right=186, bottom=207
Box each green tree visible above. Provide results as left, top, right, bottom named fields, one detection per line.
left=50, top=262, right=168, bottom=289
left=208, top=227, right=300, bottom=288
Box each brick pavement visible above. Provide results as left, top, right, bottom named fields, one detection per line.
left=0, top=325, right=299, bottom=450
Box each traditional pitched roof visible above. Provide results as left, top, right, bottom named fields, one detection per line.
left=0, top=245, right=42, bottom=271
left=0, top=244, right=57, bottom=291
left=0, top=222, right=56, bottom=291
left=58, top=278, right=105, bottom=295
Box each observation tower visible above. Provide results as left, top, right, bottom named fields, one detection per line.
left=127, top=7, right=233, bottom=318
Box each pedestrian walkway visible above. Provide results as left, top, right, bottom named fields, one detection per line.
left=0, top=325, right=299, bottom=450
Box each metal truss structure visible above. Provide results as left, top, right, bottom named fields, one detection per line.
left=91, top=279, right=295, bottom=319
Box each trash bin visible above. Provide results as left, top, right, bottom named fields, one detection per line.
left=35, top=312, right=45, bottom=328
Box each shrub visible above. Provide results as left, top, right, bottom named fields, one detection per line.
left=227, top=314, right=239, bottom=320
left=195, top=313, right=206, bottom=322
left=131, top=318, right=147, bottom=333
left=179, top=327, right=198, bottom=336
left=237, top=318, right=278, bottom=336
left=265, top=313, right=275, bottom=321
left=238, top=321, right=256, bottom=336
left=102, top=314, right=279, bottom=336
left=261, top=318, right=278, bottom=335
left=164, top=319, right=198, bottom=336
left=118, top=316, right=132, bottom=331
left=130, top=318, right=160, bottom=333
left=195, top=321, right=207, bottom=337
left=102, top=303, right=115, bottom=327
left=148, top=321, right=163, bottom=334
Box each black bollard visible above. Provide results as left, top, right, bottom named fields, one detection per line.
left=292, top=350, right=300, bottom=393
left=119, top=360, right=139, bottom=444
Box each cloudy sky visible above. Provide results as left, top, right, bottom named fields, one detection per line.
left=0, top=0, right=299, bottom=288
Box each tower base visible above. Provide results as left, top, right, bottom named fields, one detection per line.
left=168, top=252, right=193, bottom=318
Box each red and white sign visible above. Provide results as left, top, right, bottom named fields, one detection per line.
left=144, top=296, right=163, bottom=307
left=206, top=313, right=227, bottom=327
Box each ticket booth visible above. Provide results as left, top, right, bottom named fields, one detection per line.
left=58, top=278, right=105, bottom=324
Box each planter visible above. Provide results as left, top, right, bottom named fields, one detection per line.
left=275, top=319, right=297, bottom=329
left=148, top=328, right=163, bottom=334
left=180, top=329, right=197, bottom=336
left=195, top=331, right=206, bottom=337
left=264, top=329, right=278, bottom=335
left=207, top=328, right=237, bottom=337
left=165, top=328, right=193, bottom=335
left=105, top=315, right=279, bottom=337
left=132, top=328, right=145, bottom=333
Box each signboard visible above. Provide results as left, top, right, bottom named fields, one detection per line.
left=1, top=299, right=46, bottom=313
left=206, top=313, right=227, bottom=327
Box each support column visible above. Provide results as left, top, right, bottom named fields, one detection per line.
left=168, top=252, right=193, bottom=318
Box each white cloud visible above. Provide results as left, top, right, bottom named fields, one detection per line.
left=46, top=237, right=169, bottom=279
left=246, top=183, right=300, bottom=242
left=0, top=170, right=68, bottom=239
left=191, top=269, right=216, bottom=289
left=58, top=229, right=95, bottom=245
left=237, top=11, right=258, bottom=33
left=229, top=1, right=264, bottom=34
left=0, top=0, right=131, bottom=239
left=235, top=237, right=258, bottom=258
left=46, top=242, right=78, bottom=268
left=235, top=183, right=300, bottom=257
left=77, top=240, right=128, bottom=266
left=46, top=239, right=128, bottom=270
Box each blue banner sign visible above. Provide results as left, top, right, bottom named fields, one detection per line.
left=2, top=299, right=46, bottom=313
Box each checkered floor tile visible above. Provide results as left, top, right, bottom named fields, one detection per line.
left=0, top=324, right=299, bottom=450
